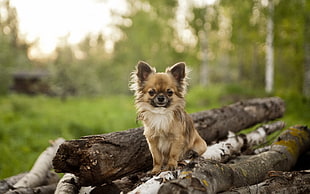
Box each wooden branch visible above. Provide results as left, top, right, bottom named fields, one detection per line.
left=13, top=138, right=65, bottom=188
left=53, top=97, right=285, bottom=186
left=158, top=125, right=310, bottom=193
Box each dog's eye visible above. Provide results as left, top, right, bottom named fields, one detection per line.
left=148, top=89, right=156, bottom=96
left=167, top=89, right=173, bottom=97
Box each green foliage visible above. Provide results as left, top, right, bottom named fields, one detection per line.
left=0, top=94, right=137, bottom=178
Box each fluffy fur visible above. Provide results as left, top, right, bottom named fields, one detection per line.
left=130, top=61, right=207, bottom=174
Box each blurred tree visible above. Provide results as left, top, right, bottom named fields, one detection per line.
left=0, top=0, right=30, bottom=94
left=44, top=0, right=310, bottom=97
left=303, top=0, right=310, bottom=98
left=265, top=0, right=274, bottom=93
left=273, top=0, right=305, bottom=95
left=110, top=0, right=182, bottom=93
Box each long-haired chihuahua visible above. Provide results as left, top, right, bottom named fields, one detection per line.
left=130, top=61, right=207, bottom=174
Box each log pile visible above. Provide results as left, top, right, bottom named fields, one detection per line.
left=1, top=97, right=309, bottom=194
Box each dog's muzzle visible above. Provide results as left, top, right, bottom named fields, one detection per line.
left=152, top=94, right=169, bottom=107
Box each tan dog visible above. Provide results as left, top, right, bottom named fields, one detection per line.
left=130, top=61, right=207, bottom=174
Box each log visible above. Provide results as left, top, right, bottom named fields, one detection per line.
left=221, top=170, right=310, bottom=194
left=0, top=173, right=27, bottom=193
left=1, top=171, right=59, bottom=194
left=4, top=183, right=57, bottom=194
left=158, top=125, right=310, bottom=193
left=53, top=97, right=285, bottom=186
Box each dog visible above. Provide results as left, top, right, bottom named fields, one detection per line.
left=130, top=61, right=207, bottom=174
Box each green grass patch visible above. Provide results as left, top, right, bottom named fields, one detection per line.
left=0, top=84, right=309, bottom=179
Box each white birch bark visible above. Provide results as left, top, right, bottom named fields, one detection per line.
left=54, top=173, right=79, bottom=194
left=265, top=0, right=274, bottom=93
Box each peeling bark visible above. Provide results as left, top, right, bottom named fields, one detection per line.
left=53, top=97, right=285, bottom=186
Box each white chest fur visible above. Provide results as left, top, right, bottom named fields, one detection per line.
left=142, top=107, right=174, bottom=134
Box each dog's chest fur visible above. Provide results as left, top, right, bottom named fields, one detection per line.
left=142, top=107, right=175, bottom=134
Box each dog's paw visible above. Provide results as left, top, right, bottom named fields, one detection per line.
left=148, top=165, right=161, bottom=175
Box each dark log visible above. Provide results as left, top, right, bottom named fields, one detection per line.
left=158, top=125, right=310, bottom=194
left=53, top=97, right=285, bottom=186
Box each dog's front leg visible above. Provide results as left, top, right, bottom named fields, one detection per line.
left=146, top=137, right=162, bottom=174
left=166, top=141, right=184, bottom=171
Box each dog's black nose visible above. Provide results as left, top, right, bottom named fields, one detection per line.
left=157, top=95, right=165, bottom=102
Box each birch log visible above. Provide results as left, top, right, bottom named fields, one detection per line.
left=158, top=125, right=310, bottom=193
left=53, top=97, right=285, bottom=186
left=13, top=138, right=65, bottom=188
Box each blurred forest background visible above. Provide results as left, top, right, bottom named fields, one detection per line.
left=0, top=0, right=309, bottom=178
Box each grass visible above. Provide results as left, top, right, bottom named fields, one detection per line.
left=0, top=84, right=309, bottom=179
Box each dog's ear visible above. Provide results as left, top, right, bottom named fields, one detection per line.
left=136, top=61, right=155, bottom=82
left=167, top=62, right=186, bottom=82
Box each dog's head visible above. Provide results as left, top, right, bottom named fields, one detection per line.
left=130, top=61, right=189, bottom=109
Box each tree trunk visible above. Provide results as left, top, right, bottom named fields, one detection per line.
left=159, top=125, right=310, bottom=194
left=265, top=0, right=274, bottom=93
left=53, top=97, right=285, bottom=186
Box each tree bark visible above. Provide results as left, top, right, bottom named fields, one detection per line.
left=53, top=97, right=285, bottom=186
left=158, top=125, right=310, bottom=194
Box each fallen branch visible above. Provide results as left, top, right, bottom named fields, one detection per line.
left=53, top=97, right=285, bottom=186
left=158, top=125, right=310, bottom=193
left=202, top=121, right=285, bottom=162
left=13, top=138, right=65, bottom=188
